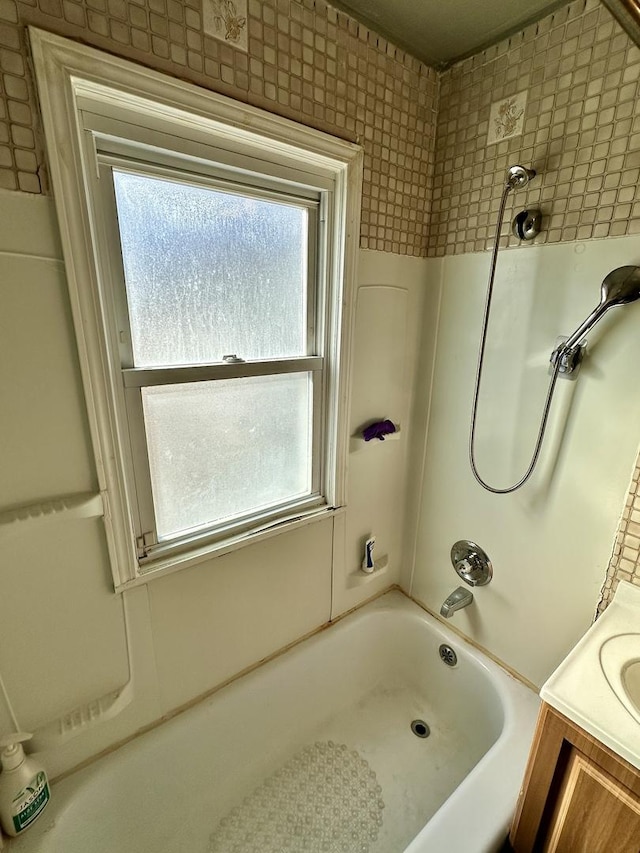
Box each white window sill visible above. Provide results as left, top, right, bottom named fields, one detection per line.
left=115, top=505, right=341, bottom=592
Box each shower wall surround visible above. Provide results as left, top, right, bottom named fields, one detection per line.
left=0, top=0, right=435, bottom=777
left=409, top=236, right=640, bottom=686
left=0, top=186, right=432, bottom=777
left=0, top=0, right=437, bottom=254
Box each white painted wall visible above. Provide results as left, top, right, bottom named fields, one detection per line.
left=410, top=237, right=640, bottom=687
left=0, top=190, right=431, bottom=776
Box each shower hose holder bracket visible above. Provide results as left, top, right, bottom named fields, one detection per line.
left=549, top=336, right=586, bottom=379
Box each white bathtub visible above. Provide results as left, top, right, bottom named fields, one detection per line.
left=10, top=591, right=539, bottom=853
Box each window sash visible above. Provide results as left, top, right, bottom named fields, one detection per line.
left=92, top=148, right=326, bottom=560
left=139, top=495, right=331, bottom=570
left=97, top=153, right=322, bottom=369
left=124, top=370, right=324, bottom=560
left=121, top=357, right=323, bottom=387
left=79, top=105, right=339, bottom=193
left=95, top=141, right=326, bottom=203
left=142, top=372, right=318, bottom=539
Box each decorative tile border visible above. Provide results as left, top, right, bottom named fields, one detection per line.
left=0, top=0, right=438, bottom=255
left=429, top=0, right=640, bottom=257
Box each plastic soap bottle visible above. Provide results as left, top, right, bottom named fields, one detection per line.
left=0, top=733, right=50, bottom=837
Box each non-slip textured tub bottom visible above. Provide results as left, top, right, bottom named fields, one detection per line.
left=209, top=741, right=385, bottom=852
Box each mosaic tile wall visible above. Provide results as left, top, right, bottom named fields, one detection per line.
left=598, top=453, right=640, bottom=613
left=4, top=0, right=640, bottom=257
left=0, top=0, right=438, bottom=254
left=429, top=0, right=640, bottom=256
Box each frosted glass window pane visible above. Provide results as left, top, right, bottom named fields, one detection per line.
left=142, top=373, right=312, bottom=540
left=112, top=170, right=308, bottom=367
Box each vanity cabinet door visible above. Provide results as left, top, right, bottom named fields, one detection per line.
left=510, top=702, right=640, bottom=853
left=542, top=747, right=640, bottom=852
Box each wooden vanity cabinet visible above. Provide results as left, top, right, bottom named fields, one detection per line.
left=509, top=702, right=640, bottom=852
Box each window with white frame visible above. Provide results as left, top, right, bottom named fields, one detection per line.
left=30, top=28, right=362, bottom=589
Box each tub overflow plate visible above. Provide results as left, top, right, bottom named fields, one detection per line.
left=439, top=644, right=457, bottom=667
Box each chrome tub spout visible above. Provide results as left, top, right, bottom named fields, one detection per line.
left=440, top=586, right=474, bottom=618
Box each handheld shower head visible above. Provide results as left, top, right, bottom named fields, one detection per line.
left=506, top=165, right=536, bottom=190
left=598, top=265, right=640, bottom=309
left=563, top=265, right=640, bottom=352
left=551, top=265, right=640, bottom=375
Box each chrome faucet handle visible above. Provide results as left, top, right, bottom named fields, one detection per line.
left=450, top=540, right=492, bottom=586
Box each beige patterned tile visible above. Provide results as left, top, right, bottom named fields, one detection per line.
left=1, top=0, right=638, bottom=267
left=430, top=0, right=640, bottom=257
left=599, top=455, right=640, bottom=613
left=0, top=0, right=437, bottom=254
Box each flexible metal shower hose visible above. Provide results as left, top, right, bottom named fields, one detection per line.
left=468, top=182, right=562, bottom=494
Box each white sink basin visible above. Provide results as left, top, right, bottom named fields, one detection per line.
left=541, top=581, right=640, bottom=770
left=600, top=633, right=640, bottom=725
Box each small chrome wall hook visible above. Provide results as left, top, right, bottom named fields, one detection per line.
left=512, top=208, right=542, bottom=241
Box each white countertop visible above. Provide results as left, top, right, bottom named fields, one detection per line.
left=541, top=580, right=640, bottom=771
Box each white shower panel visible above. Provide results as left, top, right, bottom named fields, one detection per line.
left=412, top=235, right=640, bottom=687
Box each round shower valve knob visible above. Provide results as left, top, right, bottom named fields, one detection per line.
left=450, top=540, right=493, bottom=586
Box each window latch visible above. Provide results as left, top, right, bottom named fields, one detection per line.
left=135, top=531, right=155, bottom=559
left=222, top=354, right=245, bottom=363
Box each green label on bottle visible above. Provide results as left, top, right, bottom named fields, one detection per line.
left=11, top=771, right=50, bottom=832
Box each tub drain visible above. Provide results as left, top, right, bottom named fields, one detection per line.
left=410, top=719, right=430, bottom=738
left=439, top=644, right=457, bottom=666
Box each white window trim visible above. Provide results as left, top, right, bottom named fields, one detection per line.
left=29, top=27, right=362, bottom=592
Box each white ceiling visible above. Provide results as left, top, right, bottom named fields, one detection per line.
left=330, top=0, right=570, bottom=67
